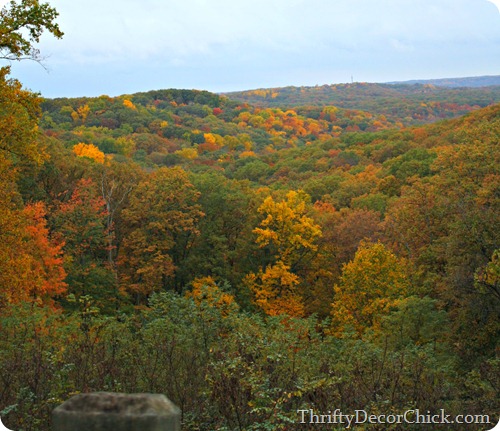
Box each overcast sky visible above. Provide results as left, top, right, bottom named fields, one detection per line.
left=3, top=0, right=500, bottom=98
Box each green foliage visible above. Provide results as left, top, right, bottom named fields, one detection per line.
left=227, top=82, right=500, bottom=124
left=3, top=293, right=493, bottom=431
left=0, top=0, right=63, bottom=62
left=1, top=20, right=499, bottom=427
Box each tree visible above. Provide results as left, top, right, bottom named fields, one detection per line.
left=245, top=190, right=322, bottom=317
left=187, top=172, right=258, bottom=295
left=253, top=190, right=321, bottom=266
left=0, top=66, right=44, bottom=164
left=0, top=159, right=66, bottom=306
left=96, top=160, right=142, bottom=269
left=72, top=142, right=106, bottom=164
left=52, top=178, right=115, bottom=307
left=119, top=167, right=204, bottom=298
left=21, top=201, right=67, bottom=301
left=0, top=0, right=63, bottom=63
left=185, top=276, right=238, bottom=316
left=0, top=0, right=64, bottom=308
left=331, top=241, right=410, bottom=336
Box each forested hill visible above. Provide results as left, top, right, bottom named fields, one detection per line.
left=387, top=75, right=500, bottom=88
left=2, top=1, right=499, bottom=428
left=3, top=75, right=499, bottom=428
left=224, top=82, right=500, bottom=123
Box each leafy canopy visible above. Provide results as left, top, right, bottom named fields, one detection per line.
left=0, top=0, right=63, bottom=63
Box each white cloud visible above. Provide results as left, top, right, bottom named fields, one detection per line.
left=34, top=0, right=498, bottom=66
left=486, top=0, right=500, bottom=12
left=7, top=0, right=500, bottom=97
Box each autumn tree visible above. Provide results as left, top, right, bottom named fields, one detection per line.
left=72, top=142, right=106, bottom=164
left=0, top=0, right=64, bottom=306
left=52, top=178, right=115, bottom=308
left=186, top=276, right=238, bottom=316
left=96, top=160, right=142, bottom=269
left=0, top=150, right=66, bottom=306
left=21, top=202, right=67, bottom=300
left=245, top=190, right=321, bottom=316
left=119, top=167, right=204, bottom=299
left=0, top=0, right=63, bottom=63
left=0, top=67, right=45, bottom=164
left=0, top=157, right=66, bottom=306
left=331, top=241, right=410, bottom=336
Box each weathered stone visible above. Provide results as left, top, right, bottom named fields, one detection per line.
left=52, top=392, right=181, bottom=431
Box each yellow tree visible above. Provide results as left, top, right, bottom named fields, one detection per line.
left=245, top=190, right=321, bottom=317
left=72, top=142, right=106, bottom=164
left=331, top=241, right=410, bottom=336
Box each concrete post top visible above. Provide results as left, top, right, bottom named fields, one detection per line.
left=53, top=392, right=180, bottom=416
left=52, top=392, right=181, bottom=431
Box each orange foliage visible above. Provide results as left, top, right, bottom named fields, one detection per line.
left=186, top=276, right=238, bottom=316
left=123, top=99, right=137, bottom=110
left=245, top=261, right=304, bottom=317
left=0, top=195, right=66, bottom=306
left=23, top=202, right=67, bottom=300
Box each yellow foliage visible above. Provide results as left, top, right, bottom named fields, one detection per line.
left=175, top=147, right=198, bottom=160
left=331, top=241, right=409, bottom=337
left=247, top=190, right=321, bottom=317
left=204, top=133, right=217, bottom=145
left=245, top=261, right=304, bottom=317
left=123, top=99, right=137, bottom=110
left=70, top=104, right=90, bottom=123
left=72, top=143, right=105, bottom=164
left=77, top=104, right=90, bottom=121
left=239, top=150, right=256, bottom=159
left=254, top=190, right=322, bottom=263
left=186, top=276, right=238, bottom=316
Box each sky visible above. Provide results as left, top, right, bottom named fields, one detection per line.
left=2, top=0, right=500, bottom=98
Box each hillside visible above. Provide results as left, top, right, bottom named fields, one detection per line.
left=2, top=1, right=500, bottom=429
left=224, top=82, right=500, bottom=123
left=2, top=79, right=499, bottom=429
left=387, top=75, right=500, bottom=88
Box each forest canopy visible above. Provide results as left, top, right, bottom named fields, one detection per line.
left=0, top=2, right=499, bottom=429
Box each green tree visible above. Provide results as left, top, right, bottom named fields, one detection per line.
left=52, top=178, right=116, bottom=309
left=0, top=0, right=63, bottom=63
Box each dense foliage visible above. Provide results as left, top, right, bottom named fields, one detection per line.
left=0, top=3, right=499, bottom=430
left=226, top=82, right=500, bottom=124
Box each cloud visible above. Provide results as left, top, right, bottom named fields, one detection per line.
left=7, top=0, right=500, bottom=97
left=38, top=0, right=498, bottom=62
left=486, top=0, right=500, bottom=13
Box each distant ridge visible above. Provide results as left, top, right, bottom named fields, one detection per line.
left=385, top=75, right=500, bottom=88
left=224, top=80, right=500, bottom=123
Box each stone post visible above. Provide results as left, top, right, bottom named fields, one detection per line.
left=52, top=392, right=181, bottom=431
